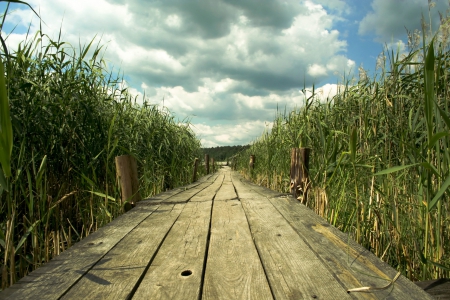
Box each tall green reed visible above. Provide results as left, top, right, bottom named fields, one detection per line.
left=0, top=23, right=202, bottom=290
left=237, top=18, right=450, bottom=281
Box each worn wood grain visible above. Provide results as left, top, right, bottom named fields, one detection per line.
left=231, top=171, right=434, bottom=300
left=415, top=278, right=450, bottom=299
left=267, top=195, right=434, bottom=300
left=203, top=199, right=273, bottom=300
left=162, top=174, right=220, bottom=204
left=190, top=174, right=224, bottom=202
left=132, top=200, right=212, bottom=299
left=60, top=204, right=185, bottom=299
left=2, top=204, right=160, bottom=300
left=139, top=173, right=216, bottom=205
left=214, top=171, right=237, bottom=201
left=232, top=173, right=351, bottom=300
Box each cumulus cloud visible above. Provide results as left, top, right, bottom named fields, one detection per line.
left=3, top=0, right=357, bottom=146
left=359, top=0, right=449, bottom=41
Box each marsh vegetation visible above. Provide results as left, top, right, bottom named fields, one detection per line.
left=236, top=17, right=450, bottom=281
left=0, top=4, right=202, bottom=289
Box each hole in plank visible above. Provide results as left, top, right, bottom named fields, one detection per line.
left=181, top=270, right=192, bottom=277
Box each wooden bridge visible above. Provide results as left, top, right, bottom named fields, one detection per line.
left=1, top=167, right=434, bottom=299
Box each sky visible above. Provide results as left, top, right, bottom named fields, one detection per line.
left=1, top=0, right=448, bottom=147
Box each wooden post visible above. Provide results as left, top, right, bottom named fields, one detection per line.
left=115, top=155, right=142, bottom=212
left=192, top=158, right=199, bottom=182
left=290, top=148, right=310, bottom=204
left=205, top=154, right=210, bottom=174
left=211, top=158, right=215, bottom=173
left=249, top=155, right=255, bottom=170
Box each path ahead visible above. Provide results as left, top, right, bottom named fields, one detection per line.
left=2, top=167, right=432, bottom=299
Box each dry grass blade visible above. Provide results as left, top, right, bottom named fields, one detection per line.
left=347, top=272, right=401, bottom=293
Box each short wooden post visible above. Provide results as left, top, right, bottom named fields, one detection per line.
left=205, top=154, right=210, bottom=174
left=249, top=154, right=255, bottom=169
left=211, top=158, right=215, bottom=173
left=192, top=158, right=199, bottom=182
left=290, top=148, right=310, bottom=204
left=115, top=155, right=142, bottom=212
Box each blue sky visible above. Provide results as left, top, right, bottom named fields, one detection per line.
left=1, top=0, right=448, bottom=147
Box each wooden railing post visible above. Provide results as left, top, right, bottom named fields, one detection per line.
left=192, top=158, right=199, bottom=182
left=211, top=157, right=215, bottom=173
left=115, top=155, right=142, bottom=212
left=249, top=154, right=255, bottom=169
left=205, top=154, right=210, bottom=174
left=290, top=148, right=310, bottom=204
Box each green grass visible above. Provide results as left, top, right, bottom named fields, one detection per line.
left=0, top=5, right=202, bottom=289
left=236, top=17, right=450, bottom=281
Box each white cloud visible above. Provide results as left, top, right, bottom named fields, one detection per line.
left=359, top=0, right=449, bottom=41
left=308, top=64, right=328, bottom=77
left=3, top=0, right=357, bottom=147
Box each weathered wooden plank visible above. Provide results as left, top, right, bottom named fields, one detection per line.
left=60, top=204, right=185, bottom=299
left=140, top=173, right=215, bottom=205
left=132, top=200, right=212, bottom=299
left=231, top=171, right=434, bottom=300
left=162, top=174, right=220, bottom=204
left=190, top=174, right=224, bottom=202
left=203, top=199, right=273, bottom=300
left=2, top=204, right=160, bottom=300
left=214, top=171, right=237, bottom=201
left=268, top=195, right=435, bottom=300
left=232, top=173, right=351, bottom=300
left=415, top=278, right=450, bottom=299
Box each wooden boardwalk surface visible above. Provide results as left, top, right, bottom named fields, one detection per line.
left=1, top=167, right=433, bottom=299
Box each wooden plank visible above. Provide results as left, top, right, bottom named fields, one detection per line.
left=232, top=173, right=351, bottom=299
left=268, top=195, right=435, bottom=300
left=140, top=174, right=215, bottom=205
left=162, top=174, right=220, bottom=204
left=60, top=204, right=185, bottom=299
left=190, top=174, right=224, bottom=202
left=132, top=200, right=212, bottom=299
left=203, top=199, right=273, bottom=299
left=415, top=278, right=450, bottom=299
left=214, top=170, right=237, bottom=201
left=231, top=171, right=434, bottom=300
left=2, top=204, right=160, bottom=300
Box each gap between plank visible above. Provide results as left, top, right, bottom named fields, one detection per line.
left=198, top=174, right=224, bottom=300
left=57, top=205, right=163, bottom=299
left=125, top=204, right=186, bottom=300
left=230, top=174, right=276, bottom=300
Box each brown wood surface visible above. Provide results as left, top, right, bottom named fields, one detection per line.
left=267, top=195, right=434, bottom=300
left=190, top=174, right=224, bottom=202
left=214, top=171, right=237, bottom=201
left=2, top=204, right=159, bottom=300
left=203, top=199, right=273, bottom=300
left=139, top=173, right=214, bottom=205
left=132, top=200, right=212, bottom=299
left=162, top=174, right=219, bottom=204
left=415, top=278, right=450, bottom=299
left=115, top=155, right=141, bottom=205
left=232, top=173, right=351, bottom=299
left=61, top=204, right=185, bottom=299
left=2, top=169, right=437, bottom=300
left=231, top=171, right=434, bottom=300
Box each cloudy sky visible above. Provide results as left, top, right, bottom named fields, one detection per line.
left=1, top=0, right=448, bottom=147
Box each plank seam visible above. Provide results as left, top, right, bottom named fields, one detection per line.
left=125, top=204, right=186, bottom=300
left=56, top=204, right=162, bottom=299
left=198, top=175, right=224, bottom=300
left=267, top=196, right=354, bottom=295
left=230, top=174, right=276, bottom=300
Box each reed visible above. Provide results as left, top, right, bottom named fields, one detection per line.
left=237, top=16, right=450, bottom=281
left=0, top=3, right=202, bottom=289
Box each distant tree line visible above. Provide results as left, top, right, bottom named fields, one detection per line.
left=202, top=145, right=250, bottom=162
